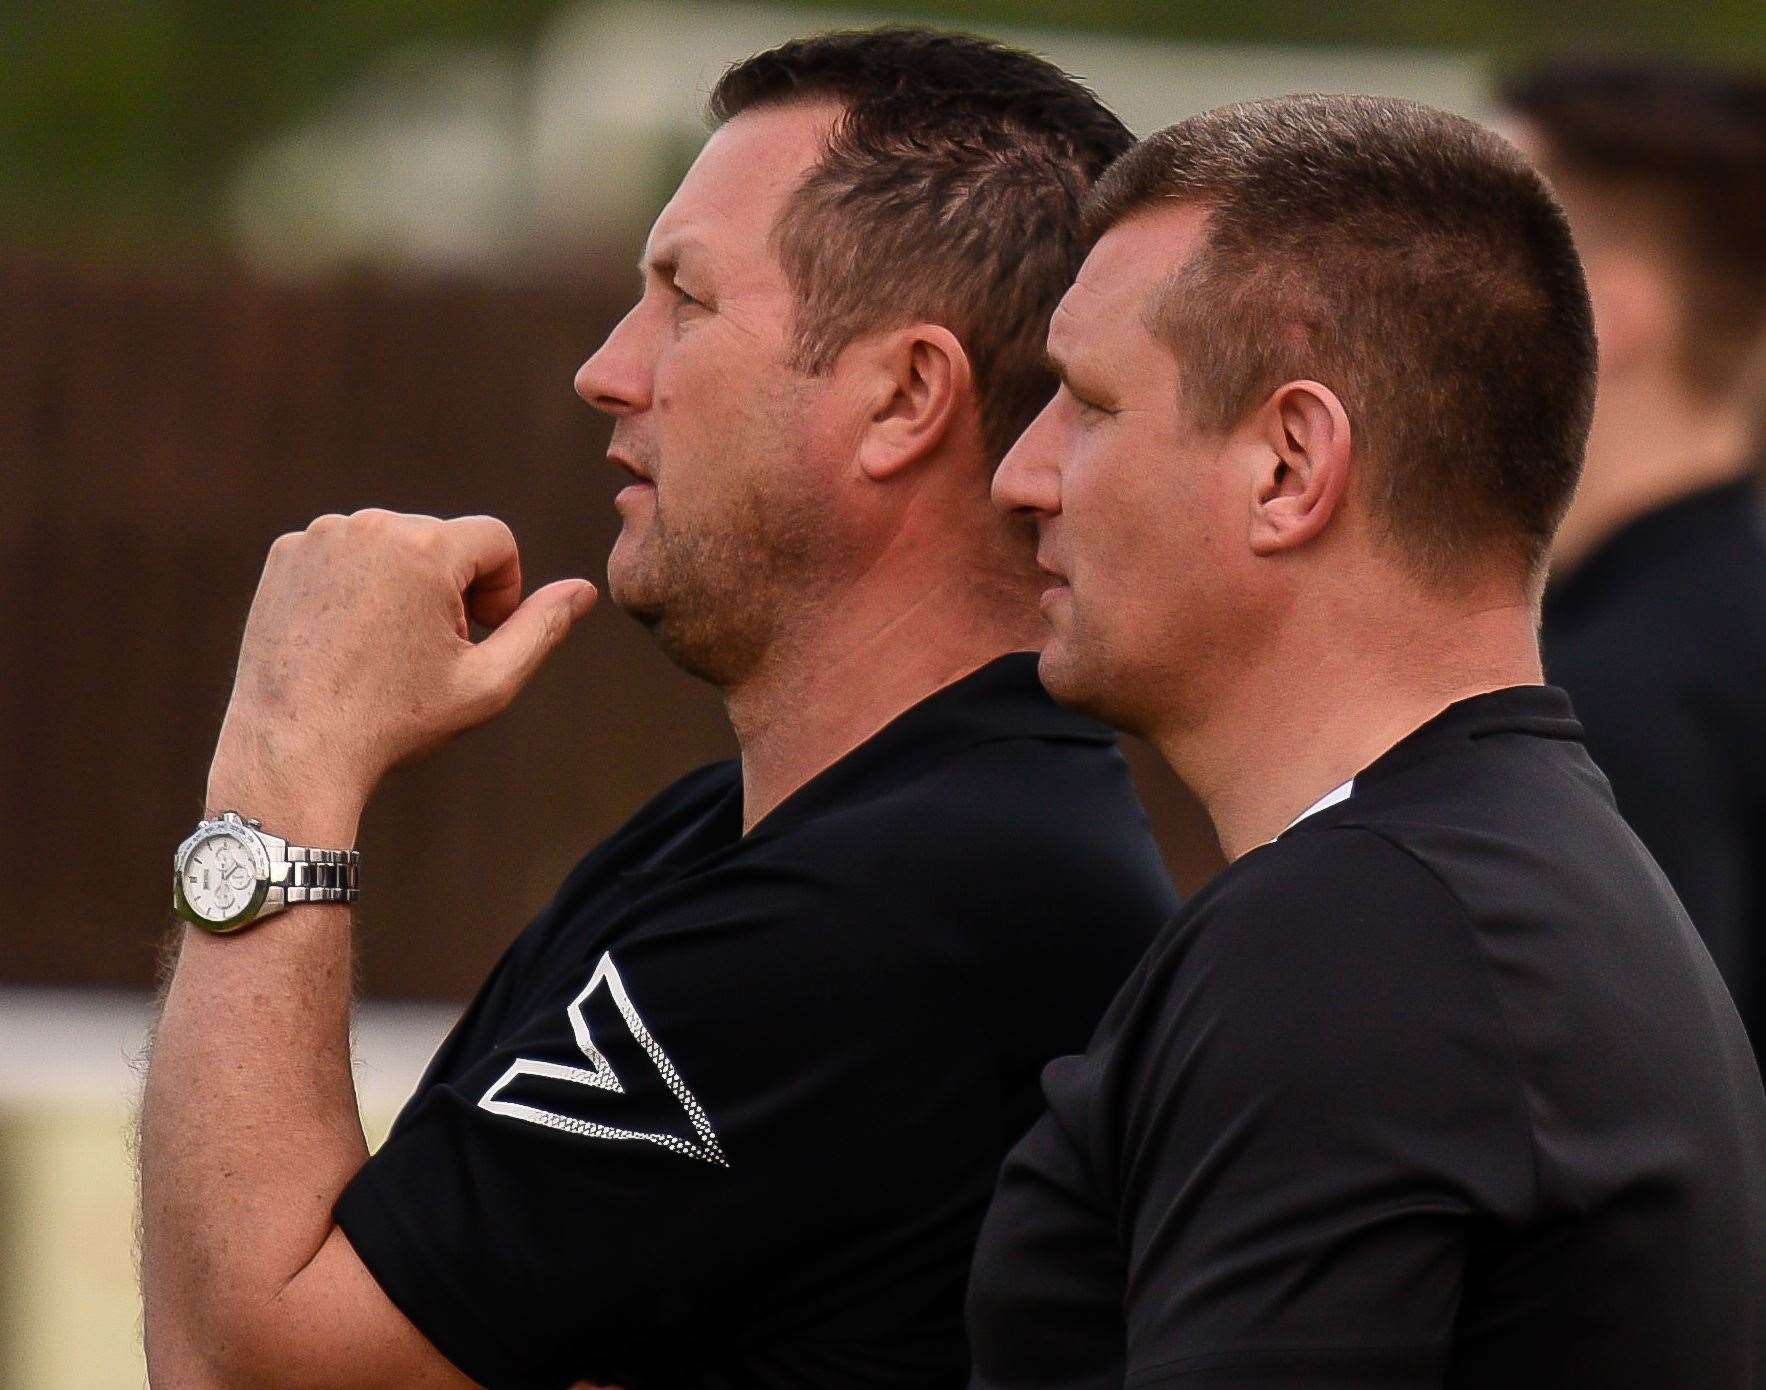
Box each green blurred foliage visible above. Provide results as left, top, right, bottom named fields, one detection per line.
left=870, top=0, right=1766, bottom=59
left=1, top=0, right=560, bottom=250
left=2, top=0, right=1762, bottom=253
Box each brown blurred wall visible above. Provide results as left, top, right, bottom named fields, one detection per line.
left=1, top=251, right=1222, bottom=1001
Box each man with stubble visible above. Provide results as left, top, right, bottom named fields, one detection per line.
left=139, top=30, right=1176, bottom=1390
left=975, top=95, right=1765, bottom=1386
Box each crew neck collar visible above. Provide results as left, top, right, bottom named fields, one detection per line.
left=1284, top=779, right=1355, bottom=832
left=1278, top=684, right=1581, bottom=840
left=745, top=651, right=1110, bottom=840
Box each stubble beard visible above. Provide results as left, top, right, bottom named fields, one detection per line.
left=615, top=467, right=838, bottom=691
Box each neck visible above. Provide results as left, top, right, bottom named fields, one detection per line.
left=725, top=564, right=1043, bottom=833
left=1551, top=371, right=1752, bottom=577
left=1156, top=584, right=1543, bottom=861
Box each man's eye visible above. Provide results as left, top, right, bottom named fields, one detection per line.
left=1066, top=386, right=1113, bottom=418
left=672, top=283, right=704, bottom=311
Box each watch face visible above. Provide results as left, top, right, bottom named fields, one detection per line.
left=179, top=832, right=263, bottom=924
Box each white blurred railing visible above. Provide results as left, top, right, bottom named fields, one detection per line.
left=0, top=987, right=459, bottom=1389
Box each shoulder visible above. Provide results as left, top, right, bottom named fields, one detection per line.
left=1182, top=823, right=1468, bottom=945
left=545, top=760, right=738, bottom=895
left=1555, top=504, right=1766, bottom=690
left=705, top=735, right=1175, bottom=1043
left=820, top=732, right=1171, bottom=891
left=1127, top=827, right=1500, bottom=1085
left=1180, top=826, right=1470, bottom=970
left=619, top=759, right=740, bottom=829
left=608, top=860, right=928, bottom=1026
left=1094, top=828, right=1533, bottom=1200
left=1555, top=606, right=1762, bottom=789
left=568, top=760, right=738, bottom=873
left=781, top=733, right=1177, bottom=966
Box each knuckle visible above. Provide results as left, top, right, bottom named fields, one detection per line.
left=450, top=513, right=517, bottom=555
left=305, top=513, right=345, bottom=536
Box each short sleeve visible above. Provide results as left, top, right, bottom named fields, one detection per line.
left=1105, top=829, right=1536, bottom=1388
left=335, top=873, right=996, bottom=1389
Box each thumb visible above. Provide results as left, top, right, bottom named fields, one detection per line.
left=464, top=578, right=597, bottom=711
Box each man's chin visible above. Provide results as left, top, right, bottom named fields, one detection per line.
left=606, top=540, right=669, bottom=623
left=607, top=577, right=752, bottom=686
left=1036, top=638, right=1125, bottom=727
left=1034, top=639, right=1088, bottom=708
left=605, top=572, right=662, bottom=629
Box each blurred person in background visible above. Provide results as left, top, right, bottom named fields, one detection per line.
left=976, top=94, right=1765, bottom=1387
left=1503, top=59, right=1766, bottom=1069
left=139, top=29, right=1178, bottom=1390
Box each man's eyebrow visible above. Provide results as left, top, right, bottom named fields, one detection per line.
left=1044, top=346, right=1100, bottom=392
left=637, top=238, right=706, bottom=280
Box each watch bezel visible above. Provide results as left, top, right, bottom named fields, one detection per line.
left=172, top=817, right=272, bottom=933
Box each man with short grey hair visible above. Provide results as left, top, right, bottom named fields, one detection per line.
left=974, top=94, right=1765, bottom=1387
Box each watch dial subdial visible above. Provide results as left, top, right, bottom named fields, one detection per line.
left=183, top=833, right=259, bottom=922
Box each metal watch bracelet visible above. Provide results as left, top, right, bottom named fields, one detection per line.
left=280, top=844, right=362, bottom=904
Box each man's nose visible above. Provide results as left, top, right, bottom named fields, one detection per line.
left=991, top=400, right=1063, bottom=517
left=575, top=304, right=651, bottom=417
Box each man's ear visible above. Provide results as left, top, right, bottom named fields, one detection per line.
left=850, top=324, right=974, bottom=482
left=1247, top=379, right=1353, bottom=557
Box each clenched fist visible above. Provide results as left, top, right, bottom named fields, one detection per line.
left=205, top=509, right=596, bottom=842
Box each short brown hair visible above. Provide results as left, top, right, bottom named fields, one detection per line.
left=709, top=28, right=1134, bottom=463
left=1502, top=58, right=1766, bottom=403
left=1087, top=94, right=1597, bottom=583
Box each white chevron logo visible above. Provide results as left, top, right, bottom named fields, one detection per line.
left=476, top=951, right=729, bottom=1167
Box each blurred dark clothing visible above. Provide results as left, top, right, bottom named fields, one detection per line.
left=1543, top=478, right=1766, bottom=1069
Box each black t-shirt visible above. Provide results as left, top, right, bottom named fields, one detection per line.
left=968, top=685, right=1766, bottom=1389
left=334, top=653, right=1178, bottom=1389
left=1543, top=478, right=1766, bottom=1070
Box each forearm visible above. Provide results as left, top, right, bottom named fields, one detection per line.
left=140, top=769, right=369, bottom=1385
left=137, top=509, right=592, bottom=1386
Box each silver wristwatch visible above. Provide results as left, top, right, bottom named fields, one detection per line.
left=172, top=810, right=360, bottom=934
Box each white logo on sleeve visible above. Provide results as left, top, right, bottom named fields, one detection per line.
left=476, top=951, right=729, bottom=1167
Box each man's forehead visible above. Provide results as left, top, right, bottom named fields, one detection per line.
left=1051, top=203, right=1213, bottom=351
left=645, top=100, right=843, bottom=268
left=1087, top=204, right=1211, bottom=301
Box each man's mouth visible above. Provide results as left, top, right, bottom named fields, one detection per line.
left=1035, top=554, right=1070, bottom=618
left=608, top=451, right=657, bottom=515
left=607, top=450, right=654, bottom=484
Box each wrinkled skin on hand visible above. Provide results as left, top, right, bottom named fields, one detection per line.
left=207, top=508, right=596, bottom=831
